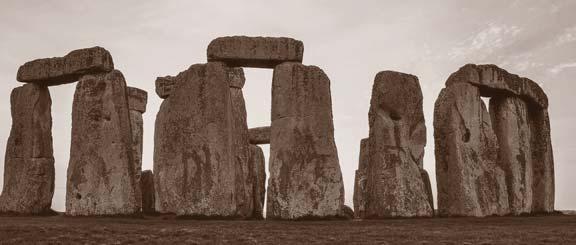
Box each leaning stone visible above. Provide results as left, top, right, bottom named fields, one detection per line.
left=127, top=87, right=148, bottom=113
left=268, top=62, right=345, bottom=220
left=0, top=84, right=54, bottom=215
left=17, top=47, right=114, bottom=86
left=154, top=62, right=249, bottom=217
left=140, top=170, right=155, bottom=214
left=66, top=70, right=140, bottom=216
left=445, top=64, right=548, bottom=108
left=249, top=145, right=266, bottom=219
left=353, top=138, right=369, bottom=218
left=434, top=83, right=509, bottom=217
left=364, top=71, right=433, bottom=218
left=227, top=67, right=245, bottom=88
left=207, top=36, right=304, bottom=68
left=248, top=126, right=271, bottom=144
left=155, top=76, right=175, bottom=99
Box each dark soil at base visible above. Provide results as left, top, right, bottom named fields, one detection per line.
left=0, top=215, right=575, bottom=244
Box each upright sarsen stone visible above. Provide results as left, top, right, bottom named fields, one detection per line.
left=207, top=36, right=304, bottom=68
left=353, top=138, right=369, bottom=218
left=140, top=170, right=155, bottom=214
left=17, top=47, right=114, bottom=86
left=529, top=108, right=555, bottom=213
left=127, top=87, right=147, bottom=213
left=66, top=70, right=140, bottom=216
left=268, top=62, right=345, bottom=220
left=154, top=62, right=249, bottom=217
left=434, top=83, right=509, bottom=217
left=249, top=145, right=266, bottom=219
left=363, top=71, right=432, bottom=218
left=0, top=84, right=54, bottom=214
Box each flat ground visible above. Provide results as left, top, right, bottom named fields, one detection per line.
left=0, top=215, right=575, bottom=244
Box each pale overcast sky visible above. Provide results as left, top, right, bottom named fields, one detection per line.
left=0, top=0, right=574, bottom=212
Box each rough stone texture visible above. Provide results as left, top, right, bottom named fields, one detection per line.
left=446, top=64, right=548, bottom=108
left=248, top=126, right=271, bottom=145
left=154, top=62, right=251, bottom=218
left=248, top=145, right=266, bottom=219
left=434, top=83, right=509, bottom=217
left=155, top=76, right=175, bottom=99
left=268, top=62, right=345, bottom=220
left=140, top=170, right=155, bottom=214
left=363, top=71, right=433, bottom=218
left=528, top=108, right=555, bottom=213
left=0, top=84, right=54, bottom=214
left=420, top=169, right=435, bottom=213
left=227, top=67, right=245, bottom=88
left=66, top=70, right=140, bottom=216
left=127, top=87, right=148, bottom=113
left=353, top=138, right=369, bottom=218
left=207, top=36, right=304, bottom=68
left=17, top=47, right=114, bottom=86
left=490, top=96, right=533, bottom=215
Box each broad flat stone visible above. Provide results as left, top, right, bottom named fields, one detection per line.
left=207, top=36, right=304, bottom=68
left=67, top=70, right=140, bottom=216
left=17, top=47, right=114, bottom=86
left=490, top=96, right=533, bottom=215
left=248, top=126, right=270, bottom=145
left=249, top=145, right=266, bottom=219
left=127, top=87, right=148, bottom=113
left=268, top=62, right=345, bottom=220
left=446, top=64, right=548, bottom=108
left=434, top=83, right=509, bottom=217
left=0, top=84, right=54, bottom=214
left=140, top=170, right=155, bottom=214
left=364, top=71, right=433, bottom=218
left=353, top=138, right=369, bottom=218
left=155, top=76, right=175, bottom=99
left=154, top=62, right=250, bottom=218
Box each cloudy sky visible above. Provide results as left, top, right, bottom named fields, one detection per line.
left=0, top=0, right=574, bottom=212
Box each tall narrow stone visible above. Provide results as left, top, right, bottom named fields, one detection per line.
left=140, top=170, right=155, bottom=214
left=154, top=62, right=249, bottom=218
left=67, top=70, right=140, bottom=216
left=0, top=84, right=54, bottom=214
left=363, top=71, right=433, bottom=218
left=490, top=96, right=533, bottom=214
left=127, top=87, right=147, bottom=213
left=434, top=83, right=509, bottom=217
left=249, top=145, right=266, bottom=219
left=268, top=62, right=345, bottom=220
left=353, top=138, right=369, bottom=218
left=529, top=108, right=555, bottom=213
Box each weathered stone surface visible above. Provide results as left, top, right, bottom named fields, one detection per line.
left=207, top=36, right=304, bottom=68
left=529, top=108, right=555, bottom=213
left=155, top=76, right=175, bottom=99
left=248, top=145, right=266, bottom=219
left=127, top=87, right=148, bottom=113
left=248, top=126, right=271, bottom=145
left=420, top=169, right=434, bottom=213
left=67, top=70, right=140, bottom=216
left=268, top=62, right=345, bottom=220
left=490, top=96, right=533, bottom=214
left=140, top=170, right=155, bottom=214
left=227, top=67, right=245, bottom=88
left=229, top=86, right=252, bottom=218
left=0, top=84, right=54, bottom=214
left=154, top=62, right=251, bottom=218
left=434, top=83, right=509, bottom=217
left=364, top=71, right=433, bottom=218
left=353, top=138, right=369, bottom=218
left=17, top=47, right=114, bottom=86
left=446, top=64, right=548, bottom=108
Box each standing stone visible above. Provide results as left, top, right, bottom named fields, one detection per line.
left=490, top=96, right=533, bottom=214
left=155, top=76, right=175, bottom=99
left=249, top=145, right=266, bottom=219
left=364, top=71, right=433, bottom=218
left=154, top=62, right=248, bottom=217
left=434, top=83, right=509, bottom=217
left=529, top=108, right=555, bottom=213
left=127, top=87, right=147, bottom=213
left=17, top=47, right=114, bottom=86
left=0, top=84, right=54, bottom=214
left=67, top=70, right=140, bottom=216
left=353, top=138, right=369, bottom=218
left=248, top=126, right=271, bottom=145
left=207, top=36, right=304, bottom=68
left=140, top=170, right=155, bottom=214
left=268, top=62, right=345, bottom=220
